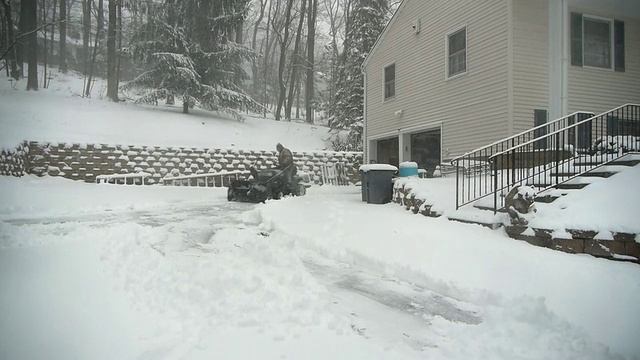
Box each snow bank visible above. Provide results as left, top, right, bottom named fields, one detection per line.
left=258, top=187, right=640, bottom=358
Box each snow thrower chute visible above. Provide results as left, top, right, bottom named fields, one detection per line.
left=227, top=164, right=310, bottom=203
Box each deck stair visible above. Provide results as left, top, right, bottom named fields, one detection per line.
left=449, top=104, right=639, bottom=232
left=451, top=104, right=639, bottom=216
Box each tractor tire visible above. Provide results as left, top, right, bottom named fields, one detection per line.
left=227, top=188, right=236, bottom=201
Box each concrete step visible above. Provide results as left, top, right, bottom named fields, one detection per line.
left=556, top=182, right=589, bottom=190
left=447, top=206, right=506, bottom=230
left=609, top=159, right=640, bottom=167
left=473, top=203, right=507, bottom=213
left=579, top=171, right=617, bottom=178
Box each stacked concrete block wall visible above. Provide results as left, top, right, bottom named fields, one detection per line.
left=0, top=142, right=29, bottom=177
left=23, top=142, right=363, bottom=185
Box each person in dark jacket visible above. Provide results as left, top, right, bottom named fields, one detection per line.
left=276, top=143, right=296, bottom=189
left=276, top=143, right=293, bottom=169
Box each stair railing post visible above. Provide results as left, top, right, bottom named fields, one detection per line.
left=455, top=159, right=460, bottom=210
left=493, top=160, right=498, bottom=214
left=555, top=132, right=560, bottom=186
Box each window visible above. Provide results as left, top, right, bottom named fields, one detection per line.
left=583, top=17, right=612, bottom=69
left=384, top=64, right=395, bottom=100
left=571, top=12, right=625, bottom=72
left=447, top=27, right=466, bottom=77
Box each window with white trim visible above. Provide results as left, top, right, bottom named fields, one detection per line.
left=583, top=16, right=612, bottom=69
left=447, top=27, right=466, bottom=77
left=384, top=63, right=395, bottom=100
left=571, top=12, right=625, bottom=72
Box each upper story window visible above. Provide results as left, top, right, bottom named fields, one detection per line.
left=384, top=63, right=395, bottom=100
left=583, top=17, right=612, bottom=69
left=447, top=27, right=467, bottom=78
left=571, top=12, right=625, bottom=72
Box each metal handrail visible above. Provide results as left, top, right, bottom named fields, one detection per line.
left=450, top=111, right=594, bottom=165
left=452, top=110, right=595, bottom=210
left=488, top=104, right=639, bottom=161
left=486, top=104, right=640, bottom=213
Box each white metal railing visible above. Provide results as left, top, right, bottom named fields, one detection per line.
left=96, top=172, right=151, bottom=185
left=161, top=170, right=243, bottom=187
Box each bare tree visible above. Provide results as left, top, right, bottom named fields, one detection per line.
left=82, top=0, right=91, bottom=75
left=23, top=0, right=38, bottom=90
left=106, top=0, right=117, bottom=101
left=250, top=0, right=265, bottom=99
left=1, top=0, right=19, bottom=79
left=305, top=0, right=317, bottom=123
left=285, top=0, right=306, bottom=120
left=58, top=0, right=66, bottom=72
left=274, top=0, right=294, bottom=121
left=84, top=0, right=102, bottom=96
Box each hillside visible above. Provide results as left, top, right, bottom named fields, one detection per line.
left=0, top=68, right=334, bottom=152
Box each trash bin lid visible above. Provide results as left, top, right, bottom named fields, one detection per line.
left=359, top=164, right=398, bottom=172
left=399, top=161, right=418, bottom=169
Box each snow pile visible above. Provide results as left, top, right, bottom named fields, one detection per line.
left=258, top=187, right=640, bottom=358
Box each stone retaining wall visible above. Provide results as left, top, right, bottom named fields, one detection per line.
left=0, top=142, right=29, bottom=177
left=20, top=142, right=363, bottom=185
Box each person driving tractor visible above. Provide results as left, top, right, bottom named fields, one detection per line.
left=276, top=143, right=296, bottom=185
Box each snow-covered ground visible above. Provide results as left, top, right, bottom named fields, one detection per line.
left=1, top=68, right=640, bottom=359
left=0, top=68, right=332, bottom=151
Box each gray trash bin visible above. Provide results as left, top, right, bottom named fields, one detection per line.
left=359, top=164, right=398, bottom=204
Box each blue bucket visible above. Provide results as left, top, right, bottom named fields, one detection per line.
left=399, top=162, right=419, bottom=177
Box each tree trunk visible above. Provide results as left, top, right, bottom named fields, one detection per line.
left=115, top=0, right=121, bottom=85
left=234, top=17, right=243, bottom=87
left=275, top=0, right=294, bottom=121
left=42, top=0, right=47, bottom=88
left=285, top=0, right=306, bottom=120
left=106, top=0, right=118, bottom=101
left=250, top=0, right=265, bottom=98
left=59, top=0, right=66, bottom=72
left=82, top=0, right=91, bottom=75
left=1, top=0, right=19, bottom=79
left=24, top=0, right=38, bottom=90
left=305, top=0, right=317, bottom=124
left=50, top=0, right=56, bottom=60
left=183, top=97, right=189, bottom=114
left=85, top=0, right=102, bottom=97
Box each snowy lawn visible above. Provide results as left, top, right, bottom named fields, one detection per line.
left=0, top=69, right=332, bottom=151
left=1, top=176, right=639, bottom=359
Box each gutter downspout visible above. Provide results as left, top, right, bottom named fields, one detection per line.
left=361, top=64, right=368, bottom=164
left=561, top=0, right=569, bottom=115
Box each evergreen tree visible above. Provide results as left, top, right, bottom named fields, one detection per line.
left=122, top=0, right=261, bottom=117
left=327, top=0, right=389, bottom=151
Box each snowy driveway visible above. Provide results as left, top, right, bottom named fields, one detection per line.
left=0, top=189, right=479, bottom=359
left=1, top=177, right=637, bottom=359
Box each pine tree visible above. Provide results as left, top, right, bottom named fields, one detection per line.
left=122, top=0, right=261, bottom=117
left=327, top=0, right=389, bottom=151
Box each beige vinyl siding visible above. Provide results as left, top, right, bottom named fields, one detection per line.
left=512, top=0, right=549, bottom=133
left=365, top=0, right=510, bottom=160
left=568, top=10, right=640, bottom=115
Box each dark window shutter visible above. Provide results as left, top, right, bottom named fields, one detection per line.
left=614, top=20, right=625, bottom=72
left=571, top=12, right=583, bottom=66
left=534, top=109, right=548, bottom=150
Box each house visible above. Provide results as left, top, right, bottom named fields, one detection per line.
left=362, top=0, right=640, bottom=175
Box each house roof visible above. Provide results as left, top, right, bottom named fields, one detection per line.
left=362, top=0, right=409, bottom=69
